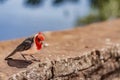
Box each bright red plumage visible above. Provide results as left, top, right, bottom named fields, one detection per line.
left=35, top=35, right=42, bottom=50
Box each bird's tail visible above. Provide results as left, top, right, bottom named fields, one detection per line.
left=5, top=50, right=17, bottom=60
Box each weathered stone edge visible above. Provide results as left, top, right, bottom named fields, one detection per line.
left=8, top=44, right=120, bottom=80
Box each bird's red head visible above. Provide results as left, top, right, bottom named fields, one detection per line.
left=35, top=32, right=45, bottom=50
left=37, top=32, right=45, bottom=41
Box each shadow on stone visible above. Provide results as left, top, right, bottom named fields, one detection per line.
left=6, top=58, right=32, bottom=68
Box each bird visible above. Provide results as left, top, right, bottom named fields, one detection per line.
left=5, top=32, right=45, bottom=61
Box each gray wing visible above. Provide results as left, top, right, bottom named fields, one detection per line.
left=5, top=36, right=34, bottom=60
left=15, top=36, right=34, bottom=52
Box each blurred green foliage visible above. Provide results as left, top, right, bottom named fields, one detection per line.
left=76, top=0, right=120, bottom=26
left=76, top=13, right=100, bottom=26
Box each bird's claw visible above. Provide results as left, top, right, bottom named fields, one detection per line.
left=5, top=57, right=12, bottom=60
left=32, top=59, right=40, bottom=62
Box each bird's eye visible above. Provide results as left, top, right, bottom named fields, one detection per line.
left=38, top=38, right=41, bottom=42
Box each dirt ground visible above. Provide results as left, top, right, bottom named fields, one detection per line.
left=0, top=19, right=120, bottom=78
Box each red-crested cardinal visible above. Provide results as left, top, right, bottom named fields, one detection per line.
left=5, top=32, right=45, bottom=61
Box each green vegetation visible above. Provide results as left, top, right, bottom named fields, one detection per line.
left=76, top=0, right=120, bottom=26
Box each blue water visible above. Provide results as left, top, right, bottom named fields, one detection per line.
left=0, top=0, right=90, bottom=40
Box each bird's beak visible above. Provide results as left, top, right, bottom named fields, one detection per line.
left=41, top=41, right=49, bottom=47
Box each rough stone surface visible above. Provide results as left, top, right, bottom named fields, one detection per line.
left=9, top=46, right=120, bottom=80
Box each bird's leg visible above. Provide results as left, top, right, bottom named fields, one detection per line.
left=30, top=55, right=36, bottom=60
left=30, top=55, right=40, bottom=62
left=21, top=54, right=27, bottom=60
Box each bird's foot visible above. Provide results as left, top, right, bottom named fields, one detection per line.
left=32, top=59, right=40, bottom=62
left=30, top=55, right=40, bottom=62
left=5, top=57, right=12, bottom=60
